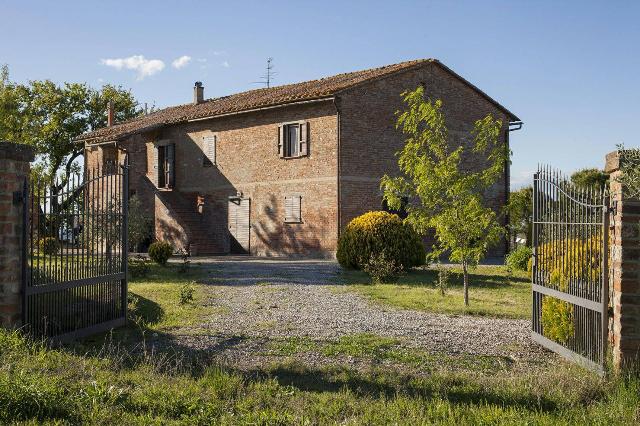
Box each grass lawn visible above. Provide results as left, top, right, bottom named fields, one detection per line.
left=1, top=327, right=639, bottom=424
left=339, top=265, right=531, bottom=319
left=3, top=261, right=640, bottom=423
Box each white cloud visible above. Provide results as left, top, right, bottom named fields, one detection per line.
left=221, top=60, right=230, bottom=68
left=100, top=55, right=165, bottom=80
left=212, top=50, right=226, bottom=56
left=171, top=55, right=192, bottom=69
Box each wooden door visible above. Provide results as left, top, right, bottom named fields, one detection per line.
left=228, top=197, right=250, bottom=253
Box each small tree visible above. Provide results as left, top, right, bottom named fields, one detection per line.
left=507, top=186, right=532, bottom=248
left=128, top=195, right=153, bottom=252
left=381, top=86, right=508, bottom=306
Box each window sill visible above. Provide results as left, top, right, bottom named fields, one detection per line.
left=284, top=219, right=302, bottom=224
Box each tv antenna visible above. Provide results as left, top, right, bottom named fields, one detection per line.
left=251, top=57, right=276, bottom=88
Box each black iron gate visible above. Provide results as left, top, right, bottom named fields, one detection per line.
left=22, top=161, right=129, bottom=341
left=532, top=165, right=609, bottom=374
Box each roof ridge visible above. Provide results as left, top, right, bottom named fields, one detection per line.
left=77, top=58, right=517, bottom=143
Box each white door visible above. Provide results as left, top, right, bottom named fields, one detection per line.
left=228, top=197, right=250, bottom=253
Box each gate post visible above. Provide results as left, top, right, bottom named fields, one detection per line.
left=606, top=150, right=640, bottom=370
left=0, top=142, right=34, bottom=329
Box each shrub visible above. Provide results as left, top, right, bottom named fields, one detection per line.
left=337, top=211, right=425, bottom=270
left=541, top=296, right=574, bottom=343
left=128, top=255, right=150, bottom=279
left=128, top=195, right=153, bottom=252
left=148, top=241, right=173, bottom=266
left=179, top=282, right=195, bottom=305
left=505, top=246, right=532, bottom=271
left=38, top=237, right=60, bottom=256
left=361, top=251, right=404, bottom=284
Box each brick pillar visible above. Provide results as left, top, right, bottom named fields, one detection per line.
left=0, top=142, right=34, bottom=328
left=605, top=150, right=640, bottom=369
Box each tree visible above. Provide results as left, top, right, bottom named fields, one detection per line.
left=1, top=64, right=140, bottom=236
left=381, top=86, right=508, bottom=306
left=507, top=186, right=533, bottom=248
left=570, top=168, right=608, bottom=192
left=128, top=195, right=153, bottom=252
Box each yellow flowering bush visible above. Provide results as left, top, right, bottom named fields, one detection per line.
left=534, top=236, right=601, bottom=343
left=541, top=296, right=574, bottom=343
left=337, top=211, right=425, bottom=270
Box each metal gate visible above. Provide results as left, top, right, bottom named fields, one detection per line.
left=532, top=165, right=609, bottom=374
left=22, top=161, right=129, bottom=341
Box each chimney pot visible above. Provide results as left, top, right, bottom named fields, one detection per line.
left=194, top=82, right=204, bottom=104
left=107, top=101, right=115, bottom=127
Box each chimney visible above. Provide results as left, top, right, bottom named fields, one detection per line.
left=107, top=101, right=115, bottom=127
left=193, top=81, right=204, bottom=104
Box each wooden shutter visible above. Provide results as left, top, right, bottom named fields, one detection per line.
left=167, top=144, right=175, bottom=188
left=203, top=135, right=216, bottom=165
left=284, top=195, right=301, bottom=223
left=299, top=122, right=308, bottom=156
left=152, top=145, right=159, bottom=186
left=278, top=125, right=284, bottom=157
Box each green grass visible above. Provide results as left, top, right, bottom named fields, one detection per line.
left=268, top=337, right=318, bottom=356
left=4, top=261, right=640, bottom=424
left=1, top=329, right=639, bottom=424
left=321, top=333, right=513, bottom=372
left=339, top=265, right=531, bottom=319
left=127, top=263, right=213, bottom=330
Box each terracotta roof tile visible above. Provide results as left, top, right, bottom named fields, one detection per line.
left=78, top=59, right=518, bottom=143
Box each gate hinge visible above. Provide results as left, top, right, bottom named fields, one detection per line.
left=12, top=190, right=24, bottom=205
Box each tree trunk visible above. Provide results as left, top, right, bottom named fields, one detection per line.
left=463, top=261, right=469, bottom=306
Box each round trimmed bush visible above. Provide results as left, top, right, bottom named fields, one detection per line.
left=38, top=237, right=60, bottom=256
left=505, top=245, right=532, bottom=271
left=148, top=241, right=173, bottom=266
left=337, top=211, right=425, bottom=270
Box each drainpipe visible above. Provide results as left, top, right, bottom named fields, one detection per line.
left=505, top=120, right=524, bottom=252
left=334, top=96, right=342, bottom=240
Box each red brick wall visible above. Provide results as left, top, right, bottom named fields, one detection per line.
left=85, top=63, right=514, bottom=259
left=337, top=62, right=511, bottom=259
left=88, top=101, right=339, bottom=257
left=0, top=143, right=34, bottom=328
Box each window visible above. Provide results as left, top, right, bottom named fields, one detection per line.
left=382, top=196, right=409, bottom=219
left=157, top=144, right=175, bottom=189
left=278, top=122, right=308, bottom=158
left=203, top=135, right=216, bottom=166
left=284, top=195, right=302, bottom=223
left=102, top=146, right=117, bottom=174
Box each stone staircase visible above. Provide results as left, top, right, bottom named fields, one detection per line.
left=155, top=190, right=222, bottom=255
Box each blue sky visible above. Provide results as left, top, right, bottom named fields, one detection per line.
left=2, top=1, right=639, bottom=188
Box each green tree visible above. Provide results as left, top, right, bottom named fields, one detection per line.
left=381, top=86, right=508, bottom=306
left=507, top=186, right=533, bottom=247
left=1, top=64, right=140, bottom=235
left=570, top=168, right=608, bottom=192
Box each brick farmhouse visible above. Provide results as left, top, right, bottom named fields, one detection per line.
left=78, top=59, right=520, bottom=258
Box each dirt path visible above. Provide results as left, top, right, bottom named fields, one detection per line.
left=169, top=257, right=555, bottom=371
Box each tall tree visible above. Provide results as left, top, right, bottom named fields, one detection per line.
left=381, top=86, right=508, bottom=306
left=1, top=64, right=140, bottom=184
left=1, top=65, right=140, bottom=234
left=570, top=168, right=609, bottom=193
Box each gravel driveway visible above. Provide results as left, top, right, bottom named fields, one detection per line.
left=170, top=257, right=554, bottom=371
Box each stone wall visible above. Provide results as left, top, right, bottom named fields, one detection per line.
left=0, top=142, right=34, bottom=328
left=605, top=150, right=640, bottom=369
